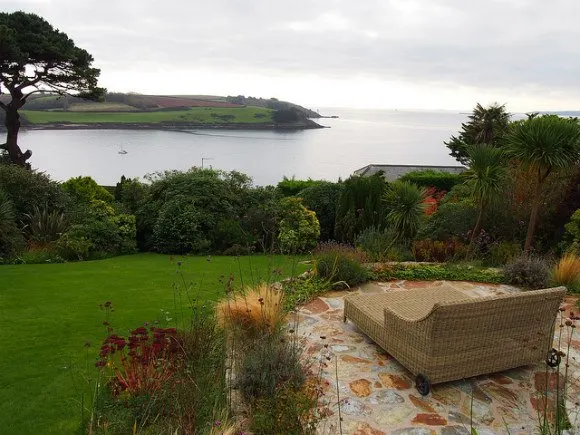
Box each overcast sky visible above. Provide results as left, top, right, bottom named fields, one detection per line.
left=2, top=0, right=580, bottom=111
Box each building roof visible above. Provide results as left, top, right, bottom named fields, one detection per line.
left=353, top=164, right=466, bottom=181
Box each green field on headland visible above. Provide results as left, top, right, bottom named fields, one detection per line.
left=21, top=106, right=274, bottom=125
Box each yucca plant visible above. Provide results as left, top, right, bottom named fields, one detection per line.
left=384, top=181, right=427, bottom=243
left=23, top=206, right=69, bottom=245
left=507, top=115, right=580, bottom=252
left=463, top=144, right=507, bottom=246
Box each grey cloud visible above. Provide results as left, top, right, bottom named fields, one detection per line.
left=2, top=0, right=579, bottom=92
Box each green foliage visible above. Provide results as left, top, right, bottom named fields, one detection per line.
left=278, top=197, right=320, bottom=254
left=241, top=186, right=281, bottom=253
left=335, top=173, right=389, bottom=243
left=463, top=145, right=507, bottom=207
left=23, top=206, right=68, bottom=244
left=412, top=238, right=467, bottom=262
left=16, top=247, right=64, bottom=264
left=0, top=12, right=103, bottom=98
left=373, top=263, right=504, bottom=284
left=298, top=181, right=342, bottom=240
left=282, top=277, right=329, bottom=311
left=61, top=176, right=113, bottom=203
left=506, top=115, right=580, bottom=251
left=0, top=190, right=25, bottom=261
left=137, top=168, right=252, bottom=253
left=314, top=242, right=369, bottom=287
left=114, top=176, right=149, bottom=214
left=445, top=103, right=511, bottom=164
left=355, top=226, right=404, bottom=262
left=400, top=169, right=462, bottom=192
left=419, top=201, right=476, bottom=241
left=504, top=255, right=550, bottom=289
left=0, top=164, right=70, bottom=219
left=152, top=196, right=209, bottom=254
left=272, top=108, right=301, bottom=123
left=57, top=201, right=136, bottom=260
left=211, top=218, right=251, bottom=253
left=563, top=209, right=580, bottom=253
left=237, top=329, right=305, bottom=401
left=385, top=181, right=427, bottom=243
left=277, top=176, right=325, bottom=197
left=485, top=241, right=522, bottom=266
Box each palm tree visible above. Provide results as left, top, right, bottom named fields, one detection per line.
left=469, top=102, right=511, bottom=145
left=446, top=102, right=511, bottom=163
left=384, top=181, right=427, bottom=243
left=507, top=115, right=580, bottom=252
left=462, top=144, right=507, bottom=246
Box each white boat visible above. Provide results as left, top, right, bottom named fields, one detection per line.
left=118, top=146, right=128, bottom=155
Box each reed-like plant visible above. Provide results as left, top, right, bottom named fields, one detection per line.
left=216, top=283, right=284, bottom=335
left=23, top=206, right=69, bottom=244
left=552, top=253, right=580, bottom=292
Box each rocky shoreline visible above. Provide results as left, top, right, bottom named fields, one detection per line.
left=15, top=119, right=327, bottom=133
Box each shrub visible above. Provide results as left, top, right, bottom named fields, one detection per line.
left=0, top=190, right=25, bottom=261
left=562, top=209, right=580, bottom=254
left=485, top=240, right=521, bottom=266
left=138, top=168, right=252, bottom=253
left=215, top=284, right=284, bottom=335
left=314, top=241, right=369, bottom=287
left=419, top=201, right=476, bottom=242
left=0, top=164, right=70, bottom=218
left=61, top=176, right=113, bottom=203
left=16, top=247, right=64, bottom=264
left=356, top=226, right=400, bottom=262
left=236, top=329, right=305, bottom=401
left=152, top=196, right=209, bottom=254
left=277, top=176, right=325, bottom=197
left=504, top=255, right=551, bottom=289
left=385, top=181, right=427, bottom=242
left=372, top=263, right=504, bottom=283
left=298, top=181, right=342, bottom=240
left=281, top=277, right=329, bottom=311
left=278, top=197, right=320, bottom=254
left=552, top=253, right=580, bottom=293
left=400, top=169, right=462, bottom=192
left=412, top=238, right=466, bottom=262
left=335, top=173, right=389, bottom=243
left=211, top=218, right=252, bottom=253
left=54, top=231, right=92, bottom=261
left=114, top=175, right=149, bottom=214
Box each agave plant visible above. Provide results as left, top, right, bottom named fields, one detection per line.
left=23, top=206, right=69, bottom=244
left=384, top=181, right=427, bottom=243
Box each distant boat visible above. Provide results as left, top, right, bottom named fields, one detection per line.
left=118, top=146, right=128, bottom=155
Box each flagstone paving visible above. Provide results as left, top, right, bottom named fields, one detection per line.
left=291, top=280, right=580, bottom=435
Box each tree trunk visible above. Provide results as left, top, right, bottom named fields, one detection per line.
left=524, top=174, right=544, bottom=253
left=466, top=201, right=485, bottom=259
left=3, top=98, right=32, bottom=168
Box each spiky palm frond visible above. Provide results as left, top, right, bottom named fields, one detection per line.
left=23, top=206, right=69, bottom=244
left=463, top=144, right=507, bottom=207
left=384, top=181, right=427, bottom=242
left=507, top=115, right=580, bottom=172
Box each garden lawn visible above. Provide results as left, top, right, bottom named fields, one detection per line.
left=0, top=253, right=306, bottom=434
left=21, top=106, right=273, bottom=124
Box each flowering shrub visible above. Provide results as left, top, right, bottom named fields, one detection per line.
left=96, top=325, right=183, bottom=397
left=278, top=197, right=320, bottom=253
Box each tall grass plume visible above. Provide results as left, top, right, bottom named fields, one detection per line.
left=216, top=283, right=284, bottom=334
left=552, top=253, right=580, bottom=291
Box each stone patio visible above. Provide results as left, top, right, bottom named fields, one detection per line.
left=291, top=280, right=580, bottom=435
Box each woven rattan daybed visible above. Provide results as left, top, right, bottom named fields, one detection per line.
left=343, top=286, right=566, bottom=395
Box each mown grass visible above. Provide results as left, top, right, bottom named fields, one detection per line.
left=21, top=106, right=274, bottom=124
left=0, top=253, right=306, bottom=434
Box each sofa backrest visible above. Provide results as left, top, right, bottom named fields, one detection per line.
left=427, top=287, right=566, bottom=354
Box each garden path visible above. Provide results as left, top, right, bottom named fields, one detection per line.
left=292, top=280, right=580, bottom=435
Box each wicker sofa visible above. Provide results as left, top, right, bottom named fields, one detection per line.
left=343, top=286, right=566, bottom=395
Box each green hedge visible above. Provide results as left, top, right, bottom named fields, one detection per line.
left=371, top=263, right=504, bottom=283
left=400, top=169, right=463, bottom=192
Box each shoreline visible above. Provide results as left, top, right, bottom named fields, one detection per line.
left=15, top=119, right=327, bottom=133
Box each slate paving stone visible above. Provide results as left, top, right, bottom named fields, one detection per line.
left=290, top=279, right=580, bottom=434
